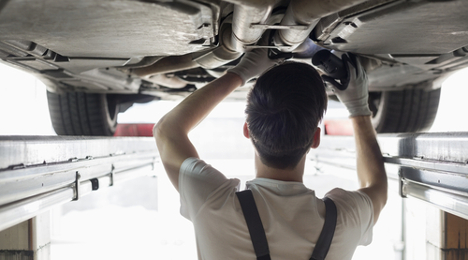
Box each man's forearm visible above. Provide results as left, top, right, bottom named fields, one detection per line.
left=352, top=116, right=387, bottom=188
left=352, top=116, right=387, bottom=223
left=326, top=53, right=387, bottom=223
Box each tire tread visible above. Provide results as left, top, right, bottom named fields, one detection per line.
left=372, top=88, right=441, bottom=133
left=46, top=91, right=117, bottom=136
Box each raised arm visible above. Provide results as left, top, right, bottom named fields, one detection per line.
left=352, top=116, right=387, bottom=224
left=323, top=54, right=387, bottom=224
left=154, top=73, right=242, bottom=191
left=154, top=33, right=281, bottom=191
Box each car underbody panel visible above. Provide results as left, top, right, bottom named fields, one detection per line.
left=0, top=0, right=215, bottom=57
left=1, top=0, right=467, bottom=134
left=313, top=0, right=468, bottom=90
left=1, top=0, right=468, bottom=95
left=0, top=0, right=217, bottom=95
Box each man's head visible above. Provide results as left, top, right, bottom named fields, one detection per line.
left=244, top=62, right=327, bottom=169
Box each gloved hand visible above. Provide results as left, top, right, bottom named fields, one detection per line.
left=322, top=54, right=372, bottom=117
left=228, top=31, right=283, bottom=85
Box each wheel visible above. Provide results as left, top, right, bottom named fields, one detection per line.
left=368, top=88, right=441, bottom=133
left=47, top=91, right=118, bottom=136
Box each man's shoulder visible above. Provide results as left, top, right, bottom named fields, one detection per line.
left=180, top=157, right=240, bottom=187
left=325, top=187, right=373, bottom=214
left=179, top=157, right=241, bottom=220
left=327, top=188, right=375, bottom=247
left=326, top=187, right=370, bottom=200
left=180, top=157, right=207, bottom=174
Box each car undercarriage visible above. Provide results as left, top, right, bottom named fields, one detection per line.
left=1, top=0, right=467, bottom=135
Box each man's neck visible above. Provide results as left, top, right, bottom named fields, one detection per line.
left=254, top=155, right=305, bottom=182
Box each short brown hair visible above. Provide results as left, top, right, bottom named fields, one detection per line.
left=245, top=62, right=327, bottom=169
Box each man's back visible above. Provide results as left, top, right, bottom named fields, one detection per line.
left=155, top=48, right=387, bottom=259
left=180, top=158, right=374, bottom=260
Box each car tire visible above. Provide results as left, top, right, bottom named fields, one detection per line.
left=47, top=91, right=118, bottom=136
left=369, top=88, right=441, bottom=133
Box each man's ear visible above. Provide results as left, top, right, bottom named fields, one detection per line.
left=243, top=122, right=250, bottom=139
left=310, top=127, right=321, bottom=149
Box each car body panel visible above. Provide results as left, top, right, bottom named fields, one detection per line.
left=0, top=0, right=215, bottom=58
left=0, top=0, right=467, bottom=96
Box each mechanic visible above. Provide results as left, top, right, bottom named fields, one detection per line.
left=154, top=34, right=387, bottom=260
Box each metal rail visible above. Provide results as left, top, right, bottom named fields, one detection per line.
left=1, top=132, right=467, bottom=231
left=0, top=136, right=159, bottom=232
left=309, top=132, right=468, bottom=220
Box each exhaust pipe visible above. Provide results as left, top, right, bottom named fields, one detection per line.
left=132, top=0, right=368, bottom=79
left=130, top=54, right=199, bottom=77
left=193, top=19, right=242, bottom=69
left=131, top=20, right=241, bottom=77
left=274, top=0, right=368, bottom=51
left=130, top=0, right=280, bottom=78
left=226, top=0, right=282, bottom=52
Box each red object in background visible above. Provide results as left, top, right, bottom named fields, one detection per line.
left=114, top=121, right=353, bottom=137
left=324, top=119, right=354, bottom=136
left=113, top=124, right=155, bottom=137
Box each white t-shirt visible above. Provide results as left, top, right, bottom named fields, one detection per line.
left=179, top=158, right=374, bottom=260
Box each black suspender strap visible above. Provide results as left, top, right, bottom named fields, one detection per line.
left=236, top=190, right=337, bottom=260
left=309, top=197, right=338, bottom=260
left=236, top=190, right=271, bottom=260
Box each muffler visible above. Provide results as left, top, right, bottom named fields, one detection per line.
left=274, top=0, right=369, bottom=51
